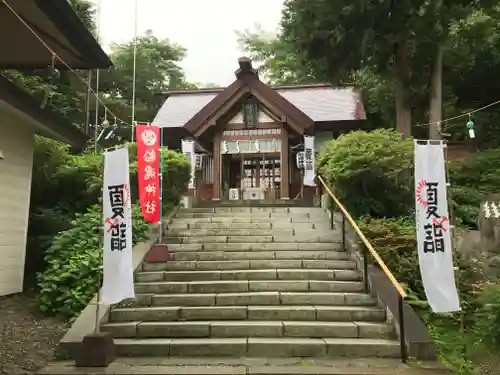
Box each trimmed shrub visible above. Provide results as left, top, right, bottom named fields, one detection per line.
left=317, top=129, right=414, bottom=218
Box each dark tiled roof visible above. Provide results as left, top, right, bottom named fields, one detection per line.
left=152, top=84, right=365, bottom=128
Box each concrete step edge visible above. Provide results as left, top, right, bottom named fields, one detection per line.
left=39, top=358, right=450, bottom=375
left=111, top=337, right=401, bottom=358
left=110, top=305, right=385, bottom=313
left=101, top=321, right=394, bottom=339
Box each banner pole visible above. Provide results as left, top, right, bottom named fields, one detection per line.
left=94, top=0, right=102, bottom=329
left=443, top=140, right=465, bottom=352
left=95, top=148, right=103, bottom=334
left=159, top=124, right=164, bottom=244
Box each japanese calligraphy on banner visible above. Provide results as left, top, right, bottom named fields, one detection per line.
left=303, top=135, right=316, bottom=186
left=181, top=139, right=196, bottom=189
left=414, top=140, right=460, bottom=313
left=101, top=147, right=134, bottom=305
left=136, top=125, right=160, bottom=223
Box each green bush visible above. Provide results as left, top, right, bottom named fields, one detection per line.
left=358, top=216, right=483, bottom=313
left=473, top=281, right=500, bottom=347
left=358, top=217, right=494, bottom=373
left=54, top=142, right=191, bottom=212
left=27, top=140, right=190, bottom=282
left=317, top=129, right=414, bottom=218
left=449, top=148, right=500, bottom=229
left=37, top=204, right=149, bottom=319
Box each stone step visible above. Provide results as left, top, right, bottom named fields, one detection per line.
left=164, top=234, right=341, bottom=244
left=127, top=292, right=376, bottom=307
left=171, top=217, right=324, bottom=224
left=39, top=357, right=451, bottom=375
left=171, top=251, right=350, bottom=261
left=175, top=212, right=323, bottom=219
left=182, top=207, right=326, bottom=213
left=134, top=280, right=365, bottom=294
left=111, top=337, right=400, bottom=357
left=168, top=222, right=330, bottom=230
left=109, top=305, right=385, bottom=322
left=142, top=259, right=357, bottom=272
left=166, top=228, right=316, bottom=237
left=101, top=321, right=393, bottom=339
left=135, top=269, right=361, bottom=283
left=167, top=243, right=343, bottom=252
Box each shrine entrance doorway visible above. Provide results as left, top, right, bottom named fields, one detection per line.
left=221, top=153, right=282, bottom=201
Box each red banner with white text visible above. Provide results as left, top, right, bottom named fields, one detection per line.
left=136, top=125, right=160, bottom=223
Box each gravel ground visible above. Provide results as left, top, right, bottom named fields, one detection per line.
left=0, top=293, right=68, bottom=375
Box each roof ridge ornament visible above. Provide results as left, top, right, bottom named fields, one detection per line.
left=235, top=56, right=258, bottom=79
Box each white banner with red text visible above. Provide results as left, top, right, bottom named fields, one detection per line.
left=182, top=139, right=196, bottom=189
left=136, top=125, right=160, bottom=223
left=101, top=147, right=135, bottom=305
left=303, top=135, right=316, bottom=187
left=414, top=140, right=460, bottom=313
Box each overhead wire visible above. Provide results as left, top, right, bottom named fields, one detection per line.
left=1, top=0, right=131, bottom=128
left=414, top=98, right=500, bottom=128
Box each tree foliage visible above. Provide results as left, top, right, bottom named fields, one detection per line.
left=98, top=30, right=196, bottom=124
left=236, top=25, right=323, bottom=85
left=238, top=3, right=500, bottom=146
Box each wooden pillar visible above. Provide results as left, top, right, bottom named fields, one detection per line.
left=256, top=158, right=261, bottom=188
left=213, top=133, right=221, bottom=200
left=281, top=128, right=290, bottom=199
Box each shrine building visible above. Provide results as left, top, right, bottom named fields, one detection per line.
left=152, top=57, right=367, bottom=202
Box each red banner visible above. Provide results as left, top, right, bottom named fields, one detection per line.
left=136, top=125, right=160, bottom=223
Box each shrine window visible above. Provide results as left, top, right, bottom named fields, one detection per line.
left=243, top=98, right=259, bottom=128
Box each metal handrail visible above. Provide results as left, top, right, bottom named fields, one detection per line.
left=317, top=175, right=408, bottom=362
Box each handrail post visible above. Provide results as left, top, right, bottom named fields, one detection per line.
left=329, top=205, right=334, bottom=230
left=341, top=214, right=346, bottom=251
left=362, top=244, right=369, bottom=293
left=398, top=295, right=408, bottom=363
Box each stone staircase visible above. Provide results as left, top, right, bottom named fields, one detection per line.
left=101, top=206, right=403, bottom=359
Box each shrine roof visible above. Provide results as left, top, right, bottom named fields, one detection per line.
left=153, top=75, right=366, bottom=131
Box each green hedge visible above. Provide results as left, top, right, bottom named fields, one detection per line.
left=317, top=129, right=414, bottom=218
left=29, top=138, right=191, bottom=318
left=317, top=129, right=500, bottom=228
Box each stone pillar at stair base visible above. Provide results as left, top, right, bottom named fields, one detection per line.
left=145, top=243, right=172, bottom=263
left=74, top=332, right=116, bottom=367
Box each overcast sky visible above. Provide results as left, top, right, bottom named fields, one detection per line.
left=94, top=0, right=284, bottom=85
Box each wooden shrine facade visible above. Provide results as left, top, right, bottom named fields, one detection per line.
left=152, top=57, right=367, bottom=201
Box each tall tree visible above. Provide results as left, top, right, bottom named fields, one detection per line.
left=238, top=28, right=396, bottom=128
left=97, top=30, right=196, bottom=126
left=280, top=0, right=495, bottom=138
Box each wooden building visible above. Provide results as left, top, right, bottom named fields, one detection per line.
left=152, top=58, right=367, bottom=202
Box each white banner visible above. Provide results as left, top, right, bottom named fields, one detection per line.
left=182, top=139, right=196, bottom=189
left=101, top=147, right=135, bottom=305
left=303, top=136, right=316, bottom=186
left=414, top=141, right=460, bottom=313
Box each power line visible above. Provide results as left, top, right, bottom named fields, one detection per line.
left=1, top=0, right=131, bottom=127
left=415, top=98, right=500, bottom=128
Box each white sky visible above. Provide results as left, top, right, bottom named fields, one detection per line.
left=94, top=0, right=284, bottom=86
